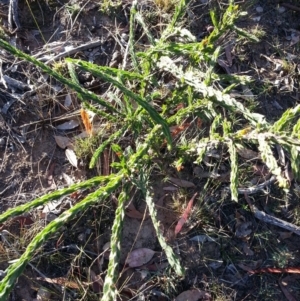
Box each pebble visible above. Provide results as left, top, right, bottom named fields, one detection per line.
left=278, top=6, right=286, bottom=14
left=256, top=6, right=263, bottom=13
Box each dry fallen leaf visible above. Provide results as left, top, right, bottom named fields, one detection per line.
left=175, top=193, right=198, bottom=236
left=279, top=276, right=297, bottom=301
left=242, top=243, right=254, bottom=256
left=0, top=215, right=34, bottom=232
left=36, top=276, right=83, bottom=289
left=190, top=234, right=215, bottom=243
left=144, top=261, right=169, bottom=272
left=168, top=177, right=195, bottom=188
left=236, top=145, right=260, bottom=160
left=64, top=93, right=72, bottom=107
left=80, top=108, right=93, bottom=136
left=62, top=172, right=74, bottom=186
left=253, top=163, right=270, bottom=177
left=175, top=289, right=211, bottom=301
left=279, top=231, right=293, bottom=240
left=163, top=186, right=178, bottom=191
left=235, top=221, right=252, bottom=239
left=88, top=269, right=103, bottom=293
left=65, top=148, right=78, bottom=168
left=126, top=248, right=155, bottom=268
left=36, top=287, right=51, bottom=301
left=170, top=123, right=190, bottom=138
left=42, top=199, right=63, bottom=214
left=54, top=135, right=72, bottom=149
left=56, top=120, right=80, bottom=130
left=125, top=207, right=145, bottom=219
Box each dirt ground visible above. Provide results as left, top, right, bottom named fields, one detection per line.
left=1, top=0, right=300, bottom=300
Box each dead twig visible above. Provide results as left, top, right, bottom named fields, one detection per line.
left=44, top=40, right=103, bottom=64
left=8, top=0, right=21, bottom=34
left=225, top=175, right=276, bottom=195
left=281, top=3, right=300, bottom=13
left=244, top=193, right=300, bottom=236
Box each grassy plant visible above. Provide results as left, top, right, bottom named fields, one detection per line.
left=154, top=0, right=177, bottom=11
left=0, top=0, right=300, bottom=299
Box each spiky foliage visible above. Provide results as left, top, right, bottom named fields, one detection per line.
left=0, top=0, right=299, bottom=300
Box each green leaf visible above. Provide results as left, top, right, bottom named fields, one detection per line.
left=68, top=59, right=172, bottom=148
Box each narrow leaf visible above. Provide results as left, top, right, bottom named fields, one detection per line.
left=175, top=193, right=198, bottom=236
left=65, top=148, right=78, bottom=168
left=67, top=59, right=172, bottom=148
left=80, top=108, right=92, bottom=136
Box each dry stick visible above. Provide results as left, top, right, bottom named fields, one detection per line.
left=226, top=175, right=276, bottom=195
left=44, top=40, right=103, bottom=64
left=8, top=0, right=20, bottom=33
left=244, top=193, right=300, bottom=236
left=281, top=3, right=300, bottom=13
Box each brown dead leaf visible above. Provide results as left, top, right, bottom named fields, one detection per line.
left=168, top=177, right=195, bottom=188
left=238, top=260, right=262, bottom=272
left=36, top=277, right=83, bottom=289
left=236, top=145, right=260, bottom=160
left=0, top=215, right=34, bottom=232
left=175, top=289, right=211, bottom=301
left=89, top=269, right=103, bottom=293
left=56, top=120, right=80, bottom=130
left=102, top=148, right=110, bottom=176
left=125, top=207, right=145, bottom=219
left=170, top=123, right=190, bottom=138
left=253, top=164, right=269, bottom=177
left=242, top=243, right=254, bottom=256
left=64, top=93, right=72, bottom=108
left=279, top=231, right=293, bottom=240
left=126, top=248, right=155, bottom=268
left=175, top=193, right=198, bottom=236
left=36, top=287, right=51, bottom=301
left=163, top=186, right=178, bottom=191
left=235, top=221, right=252, bottom=239
left=62, top=173, right=74, bottom=186
left=144, top=261, right=169, bottom=271
left=54, top=135, right=72, bottom=149
left=279, top=276, right=297, bottom=301
left=237, top=263, right=253, bottom=272
left=47, top=162, right=56, bottom=188
left=125, top=201, right=146, bottom=219
left=225, top=44, right=232, bottom=66
left=80, top=108, right=93, bottom=136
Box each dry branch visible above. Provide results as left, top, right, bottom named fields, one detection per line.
left=244, top=193, right=300, bottom=236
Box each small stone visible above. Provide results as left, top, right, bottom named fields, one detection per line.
left=278, top=6, right=286, bottom=14
left=256, top=6, right=263, bottom=13
left=78, top=233, right=85, bottom=242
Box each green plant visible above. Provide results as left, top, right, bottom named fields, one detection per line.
left=100, top=0, right=122, bottom=14
left=0, top=0, right=300, bottom=300
left=65, top=3, right=80, bottom=17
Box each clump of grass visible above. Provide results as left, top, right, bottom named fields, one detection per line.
left=52, top=61, right=68, bottom=76
left=0, top=0, right=300, bottom=300
left=100, top=0, right=122, bottom=15
left=154, top=0, right=177, bottom=11
left=74, top=134, right=103, bottom=160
